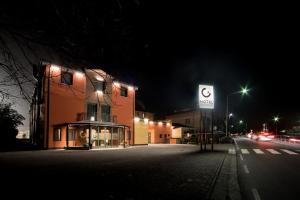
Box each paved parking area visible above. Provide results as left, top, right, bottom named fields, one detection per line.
left=0, top=144, right=230, bottom=199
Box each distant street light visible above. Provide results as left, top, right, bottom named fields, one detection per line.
left=273, top=116, right=279, bottom=135
left=225, top=86, right=250, bottom=137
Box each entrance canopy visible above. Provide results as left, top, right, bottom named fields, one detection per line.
left=55, top=120, right=130, bottom=149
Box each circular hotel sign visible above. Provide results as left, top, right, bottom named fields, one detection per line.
left=199, top=85, right=214, bottom=109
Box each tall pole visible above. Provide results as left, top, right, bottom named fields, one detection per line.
left=226, top=95, right=229, bottom=137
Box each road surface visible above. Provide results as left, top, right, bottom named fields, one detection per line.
left=234, top=137, right=300, bottom=200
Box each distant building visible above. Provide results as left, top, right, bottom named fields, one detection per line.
left=166, top=108, right=212, bottom=133
left=30, top=63, right=137, bottom=149
left=133, top=113, right=172, bottom=145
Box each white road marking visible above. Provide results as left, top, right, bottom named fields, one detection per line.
left=266, top=149, right=281, bottom=154
left=241, top=149, right=250, bottom=154
left=239, top=154, right=244, bottom=161
left=234, top=139, right=240, bottom=150
left=228, top=148, right=236, bottom=154
left=252, top=188, right=261, bottom=200
left=253, top=149, right=265, bottom=154
left=280, top=149, right=298, bottom=155
left=243, top=165, right=250, bottom=174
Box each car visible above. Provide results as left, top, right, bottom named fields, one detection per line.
left=252, top=132, right=274, bottom=141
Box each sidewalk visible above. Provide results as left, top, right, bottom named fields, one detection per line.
left=208, top=143, right=241, bottom=200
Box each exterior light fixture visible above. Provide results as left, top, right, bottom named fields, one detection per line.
left=158, top=122, right=163, bottom=126
left=239, top=120, right=243, bottom=124
left=90, top=116, right=95, bottom=121
left=166, top=122, right=171, bottom=127
left=134, top=117, right=140, bottom=123
left=149, top=121, right=154, bottom=125
left=128, top=86, right=134, bottom=91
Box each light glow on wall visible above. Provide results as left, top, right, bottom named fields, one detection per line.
left=144, top=118, right=149, bottom=124
left=96, top=76, right=104, bottom=81
left=134, top=117, right=140, bottom=123
left=96, top=90, right=103, bottom=95
left=149, top=121, right=154, bottom=125
left=75, top=71, right=84, bottom=78
left=114, top=82, right=120, bottom=87
left=128, top=86, right=134, bottom=91
left=50, top=65, right=60, bottom=73
left=158, top=122, right=163, bottom=126
left=166, top=122, right=171, bottom=127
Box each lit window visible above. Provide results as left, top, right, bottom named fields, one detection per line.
left=61, top=71, right=73, bottom=85
left=87, top=103, right=97, bottom=121
left=53, top=128, right=61, bottom=141
left=120, top=86, right=128, bottom=97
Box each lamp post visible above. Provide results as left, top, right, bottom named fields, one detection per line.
left=225, top=86, right=249, bottom=137
left=273, top=116, right=279, bottom=135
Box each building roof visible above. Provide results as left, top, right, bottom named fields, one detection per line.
left=54, top=120, right=129, bottom=128
left=172, top=122, right=195, bottom=129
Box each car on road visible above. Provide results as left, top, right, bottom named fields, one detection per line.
left=251, top=132, right=274, bottom=141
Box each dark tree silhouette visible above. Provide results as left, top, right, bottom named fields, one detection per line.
left=0, top=103, right=25, bottom=150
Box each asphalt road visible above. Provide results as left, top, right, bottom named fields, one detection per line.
left=0, top=144, right=229, bottom=199
left=235, top=137, right=300, bottom=200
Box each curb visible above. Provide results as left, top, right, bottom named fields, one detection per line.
left=208, top=144, right=242, bottom=200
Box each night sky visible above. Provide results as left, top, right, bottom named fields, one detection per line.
left=1, top=1, right=299, bottom=131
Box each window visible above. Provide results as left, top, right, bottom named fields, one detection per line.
left=68, top=129, right=76, bottom=141
left=164, top=134, right=167, bottom=138
left=185, top=118, right=191, bottom=125
left=61, top=71, right=73, bottom=85
left=95, top=81, right=106, bottom=92
left=53, top=128, right=61, bottom=141
left=159, top=134, right=162, bottom=138
left=87, top=103, right=97, bottom=121
left=101, top=105, right=111, bottom=122
left=168, top=134, right=170, bottom=137
left=120, top=86, right=128, bottom=97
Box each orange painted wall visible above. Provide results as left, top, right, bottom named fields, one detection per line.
left=44, top=65, right=86, bottom=148
left=148, top=124, right=172, bottom=144
left=111, top=84, right=135, bottom=145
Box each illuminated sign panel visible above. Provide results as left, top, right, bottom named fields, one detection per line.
left=199, top=85, right=214, bottom=109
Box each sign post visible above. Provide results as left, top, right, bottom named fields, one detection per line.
left=199, top=85, right=214, bottom=151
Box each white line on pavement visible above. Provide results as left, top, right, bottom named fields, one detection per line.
left=280, top=149, right=298, bottom=155
left=243, top=164, right=250, bottom=174
left=241, top=149, right=250, bottom=154
left=253, top=149, right=265, bottom=154
left=266, top=149, right=281, bottom=154
left=228, top=148, right=236, bottom=154
left=252, top=188, right=261, bottom=200
left=234, top=139, right=240, bottom=150
left=239, top=154, right=244, bottom=161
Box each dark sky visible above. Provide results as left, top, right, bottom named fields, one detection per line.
left=1, top=1, right=299, bottom=130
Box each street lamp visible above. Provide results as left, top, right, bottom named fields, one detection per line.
left=273, top=116, right=279, bottom=135
left=225, top=86, right=249, bottom=136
